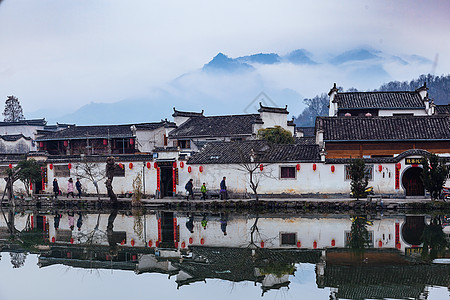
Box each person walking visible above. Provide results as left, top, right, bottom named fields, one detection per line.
left=75, top=178, right=82, bottom=198
left=220, top=177, right=228, bottom=200
left=68, top=211, right=75, bottom=230
left=185, top=179, right=194, bottom=200
left=201, top=183, right=207, bottom=200
left=67, top=178, right=75, bottom=198
left=53, top=178, right=59, bottom=199
left=185, top=214, right=194, bottom=233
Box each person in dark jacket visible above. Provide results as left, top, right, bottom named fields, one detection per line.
left=185, top=179, right=194, bottom=200
left=75, top=178, right=82, bottom=198
left=220, top=177, right=228, bottom=200
left=53, top=179, right=59, bottom=199
left=185, top=214, right=194, bottom=233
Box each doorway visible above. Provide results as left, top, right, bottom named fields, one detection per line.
left=401, top=216, right=426, bottom=245
left=158, top=162, right=174, bottom=198
left=402, top=167, right=424, bottom=196
left=160, top=212, right=175, bottom=248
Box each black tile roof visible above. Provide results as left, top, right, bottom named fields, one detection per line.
left=1, top=134, right=31, bottom=141
left=436, top=104, right=450, bottom=115
left=172, top=108, right=204, bottom=118
left=134, top=121, right=175, bottom=130
left=0, top=119, right=46, bottom=127
left=297, top=127, right=315, bottom=137
left=295, top=136, right=316, bottom=145
left=37, top=122, right=168, bottom=141
left=188, top=140, right=321, bottom=164
left=258, top=103, right=289, bottom=114
left=169, top=114, right=260, bottom=138
left=316, top=115, right=450, bottom=141
left=334, top=91, right=425, bottom=109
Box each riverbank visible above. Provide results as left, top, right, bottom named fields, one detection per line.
left=5, top=194, right=450, bottom=212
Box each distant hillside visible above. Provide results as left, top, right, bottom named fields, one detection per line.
left=294, top=74, right=450, bottom=127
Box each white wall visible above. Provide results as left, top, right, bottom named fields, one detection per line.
left=378, top=109, right=427, bottom=116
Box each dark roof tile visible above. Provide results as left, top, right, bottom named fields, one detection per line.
left=188, top=140, right=320, bottom=164
left=334, top=91, right=424, bottom=109
left=169, top=114, right=259, bottom=138
left=317, top=115, right=450, bottom=141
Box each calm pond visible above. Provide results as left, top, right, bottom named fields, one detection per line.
left=0, top=208, right=449, bottom=300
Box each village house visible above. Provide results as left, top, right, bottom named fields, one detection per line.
left=0, top=82, right=448, bottom=198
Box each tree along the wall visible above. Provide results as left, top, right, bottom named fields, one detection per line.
left=421, top=154, right=449, bottom=200
left=14, top=159, right=42, bottom=196
left=349, top=158, right=369, bottom=200
left=3, top=95, right=24, bottom=122
left=257, top=126, right=295, bottom=144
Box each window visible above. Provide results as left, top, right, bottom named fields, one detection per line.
left=54, top=165, right=70, bottom=177
left=345, top=164, right=374, bottom=181
left=280, top=233, right=296, bottom=245
left=163, top=134, right=168, bottom=146
left=113, top=166, right=125, bottom=177
left=280, top=166, right=296, bottom=179
left=177, top=140, right=190, bottom=149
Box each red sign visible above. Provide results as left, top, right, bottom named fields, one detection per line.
left=156, top=167, right=160, bottom=191
left=172, top=168, right=176, bottom=194
left=395, top=166, right=400, bottom=189
left=395, top=222, right=400, bottom=248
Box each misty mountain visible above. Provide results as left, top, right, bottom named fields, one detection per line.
left=31, top=47, right=435, bottom=125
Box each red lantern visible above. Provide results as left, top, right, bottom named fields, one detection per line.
left=39, top=141, right=44, bottom=148
left=181, top=241, right=186, bottom=249
left=259, top=164, right=264, bottom=171
left=119, top=163, right=124, bottom=169
left=260, top=241, right=265, bottom=248
left=297, top=241, right=301, bottom=248
left=200, top=238, right=205, bottom=245
left=68, top=163, right=72, bottom=169
left=49, top=164, right=53, bottom=170
left=156, top=240, right=160, bottom=247
left=129, top=138, right=134, bottom=145
left=199, top=166, right=203, bottom=173
left=174, top=242, right=178, bottom=248
left=188, top=166, right=192, bottom=173
left=378, top=240, right=382, bottom=247
left=146, top=162, right=151, bottom=169
left=148, top=240, right=153, bottom=247
left=121, top=240, right=125, bottom=245
left=313, top=163, right=317, bottom=171
left=378, top=165, right=382, bottom=172
left=154, top=162, right=158, bottom=168
left=63, top=140, right=68, bottom=147
left=180, top=161, right=184, bottom=168
left=331, top=165, right=335, bottom=173
left=51, top=237, right=55, bottom=243
left=129, top=162, right=133, bottom=169
left=396, top=163, right=401, bottom=169
left=331, top=239, right=336, bottom=247
left=70, top=238, right=74, bottom=244
left=296, top=164, right=300, bottom=171
left=189, top=237, right=193, bottom=244
left=103, top=139, right=108, bottom=145
left=131, top=239, right=135, bottom=246
left=396, top=242, right=401, bottom=250
left=8, top=164, right=12, bottom=169
left=173, top=161, right=177, bottom=168
left=313, top=241, right=317, bottom=249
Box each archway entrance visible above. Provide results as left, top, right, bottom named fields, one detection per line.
left=401, top=216, right=426, bottom=245
left=402, top=167, right=424, bottom=196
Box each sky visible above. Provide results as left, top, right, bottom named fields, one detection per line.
left=0, top=0, right=449, bottom=123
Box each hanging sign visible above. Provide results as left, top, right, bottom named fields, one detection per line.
left=405, top=158, right=422, bottom=165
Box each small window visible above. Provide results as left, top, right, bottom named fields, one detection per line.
left=54, top=165, right=70, bottom=177
left=113, top=166, right=125, bottom=177
left=281, top=233, right=296, bottom=245
left=177, top=140, right=190, bottom=149
left=345, top=164, right=374, bottom=181
left=163, top=134, right=168, bottom=146
left=280, top=166, right=296, bottom=179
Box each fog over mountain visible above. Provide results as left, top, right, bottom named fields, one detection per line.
left=33, top=47, right=435, bottom=125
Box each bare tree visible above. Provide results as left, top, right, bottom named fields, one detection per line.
left=3, top=95, right=24, bottom=122
left=105, top=157, right=119, bottom=206
left=75, top=159, right=106, bottom=200
left=235, top=144, right=274, bottom=202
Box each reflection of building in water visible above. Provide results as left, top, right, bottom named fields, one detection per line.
left=0, top=210, right=449, bottom=296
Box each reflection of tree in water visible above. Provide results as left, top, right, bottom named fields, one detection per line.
left=107, top=209, right=119, bottom=257
left=348, top=216, right=371, bottom=251
left=10, top=252, right=27, bottom=268
left=132, top=208, right=144, bottom=240
left=421, top=215, right=448, bottom=261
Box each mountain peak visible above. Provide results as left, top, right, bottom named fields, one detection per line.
left=202, top=53, right=254, bottom=73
